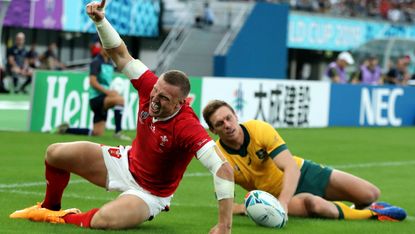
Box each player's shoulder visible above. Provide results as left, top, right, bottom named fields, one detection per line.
left=244, top=119, right=269, bottom=129
left=174, top=105, right=201, bottom=126
left=244, top=119, right=277, bottom=136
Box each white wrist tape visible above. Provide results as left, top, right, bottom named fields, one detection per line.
left=214, top=174, right=234, bottom=200
left=197, top=141, right=234, bottom=200
left=94, top=18, right=122, bottom=49
left=121, top=59, right=149, bottom=80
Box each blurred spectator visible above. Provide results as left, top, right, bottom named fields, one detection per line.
left=90, top=41, right=102, bottom=58
left=6, top=32, right=33, bottom=94
left=379, top=0, right=391, bottom=19
left=0, top=64, right=7, bottom=93
left=384, top=55, right=411, bottom=85
left=19, top=44, right=39, bottom=93
left=295, top=0, right=319, bottom=12
left=265, top=0, right=415, bottom=23
left=351, top=55, right=382, bottom=85
left=317, top=0, right=331, bottom=13
left=89, top=34, right=102, bottom=58
left=387, top=3, right=403, bottom=22
left=27, top=43, right=40, bottom=70
left=39, top=42, right=66, bottom=70
left=203, top=2, right=215, bottom=25
left=195, top=2, right=215, bottom=28
left=366, top=0, right=379, bottom=17
left=324, top=51, right=355, bottom=83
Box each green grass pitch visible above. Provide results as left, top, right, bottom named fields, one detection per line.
left=0, top=127, right=414, bottom=233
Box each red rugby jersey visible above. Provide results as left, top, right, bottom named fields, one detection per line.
left=128, top=70, right=211, bottom=197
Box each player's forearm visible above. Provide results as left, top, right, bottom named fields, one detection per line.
left=278, top=165, right=300, bottom=207
left=218, top=198, right=233, bottom=230
left=93, top=18, right=133, bottom=71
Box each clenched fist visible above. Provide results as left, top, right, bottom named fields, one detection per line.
left=86, top=0, right=106, bottom=22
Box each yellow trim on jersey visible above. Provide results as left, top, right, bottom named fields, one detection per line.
left=217, top=119, right=304, bottom=197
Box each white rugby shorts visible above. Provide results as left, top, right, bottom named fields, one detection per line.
left=101, top=145, right=172, bottom=218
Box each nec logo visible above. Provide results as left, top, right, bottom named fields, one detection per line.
left=359, top=88, right=403, bottom=126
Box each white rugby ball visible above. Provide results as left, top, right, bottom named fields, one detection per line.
left=110, top=77, right=125, bottom=95
left=244, top=190, right=287, bottom=228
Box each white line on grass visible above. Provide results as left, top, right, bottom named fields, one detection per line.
left=0, top=180, right=84, bottom=189
left=1, top=187, right=412, bottom=218
left=0, top=189, right=217, bottom=208
left=333, top=160, right=415, bottom=169
left=1, top=160, right=415, bottom=189
left=0, top=189, right=111, bottom=201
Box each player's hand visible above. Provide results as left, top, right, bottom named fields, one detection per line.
left=209, top=223, right=231, bottom=234
left=232, top=203, right=247, bottom=215
left=106, top=90, right=119, bottom=96
left=86, top=0, right=106, bottom=22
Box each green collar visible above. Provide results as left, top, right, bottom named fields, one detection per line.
left=219, top=124, right=250, bottom=157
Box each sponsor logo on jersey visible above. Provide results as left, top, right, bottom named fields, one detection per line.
left=150, top=123, right=156, bottom=133
left=108, top=147, right=121, bottom=159
left=255, top=149, right=267, bottom=160
left=160, top=135, right=168, bottom=147
left=197, top=138, right=208, bottom=146
left=139, top=111, right=149, bottom=124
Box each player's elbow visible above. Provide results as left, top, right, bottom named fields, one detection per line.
left=216, top=162, right=234, bottom=182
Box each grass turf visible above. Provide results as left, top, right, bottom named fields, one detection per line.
left=0, top=127, right=414, bottom=233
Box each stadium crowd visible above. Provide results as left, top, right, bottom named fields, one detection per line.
left=0, top=31, right=66, bottom=94
left=2, top=0, right=415, bottom=94
left=324, top=51, right=414, bottom=85
left=256, top=0, right=415, bottom=23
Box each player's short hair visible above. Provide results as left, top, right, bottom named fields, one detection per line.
left=203, top=100, right=235, bottom=130
left=160, top=70, right=190, bottom=99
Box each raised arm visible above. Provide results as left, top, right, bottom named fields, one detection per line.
left=197, top=141, right=234, bottom=234
left=86, top=0, right=133, bottom=71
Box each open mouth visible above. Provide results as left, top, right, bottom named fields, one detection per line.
left=226, top=128, right=235, bottom=135
left=150, top=101, right=160, bottom=114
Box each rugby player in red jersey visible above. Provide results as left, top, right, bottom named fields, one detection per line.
left=10, top=1, right=234, bottom=233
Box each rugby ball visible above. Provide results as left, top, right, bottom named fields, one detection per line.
left=110, top=77, right=125, bottom=95
left=244, top=190, right=287, bottom=228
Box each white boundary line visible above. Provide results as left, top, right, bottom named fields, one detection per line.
left=1, top=160, right=415, bottom=189
left=332, top=160, right=415, bottom=169
left=0, top=188, right=411, bottom=219
left=0, top=180, right=85, bottom=189
left=0, top=159, right=413, bottom=220
left=0, top=101, right=30, bottom=110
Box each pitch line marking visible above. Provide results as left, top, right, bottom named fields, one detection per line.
left=1, top=160, right=414, bottom=189
left=1, top=188, right=412, bottom=220
left=0, top=180, right=84, bottom=189
left=0, top=189, right=216, bottom=208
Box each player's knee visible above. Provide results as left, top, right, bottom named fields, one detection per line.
left=116, top=96, right=124, bottom=106
left=45, top=143, right=63, bottom=164
left=303, top=196, right=319, bottom=216
left=364, top=185, right=381, bottom=204
left=91, top=208, right=137, bottom=229
left=91, top=209, right=117, bottom=229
